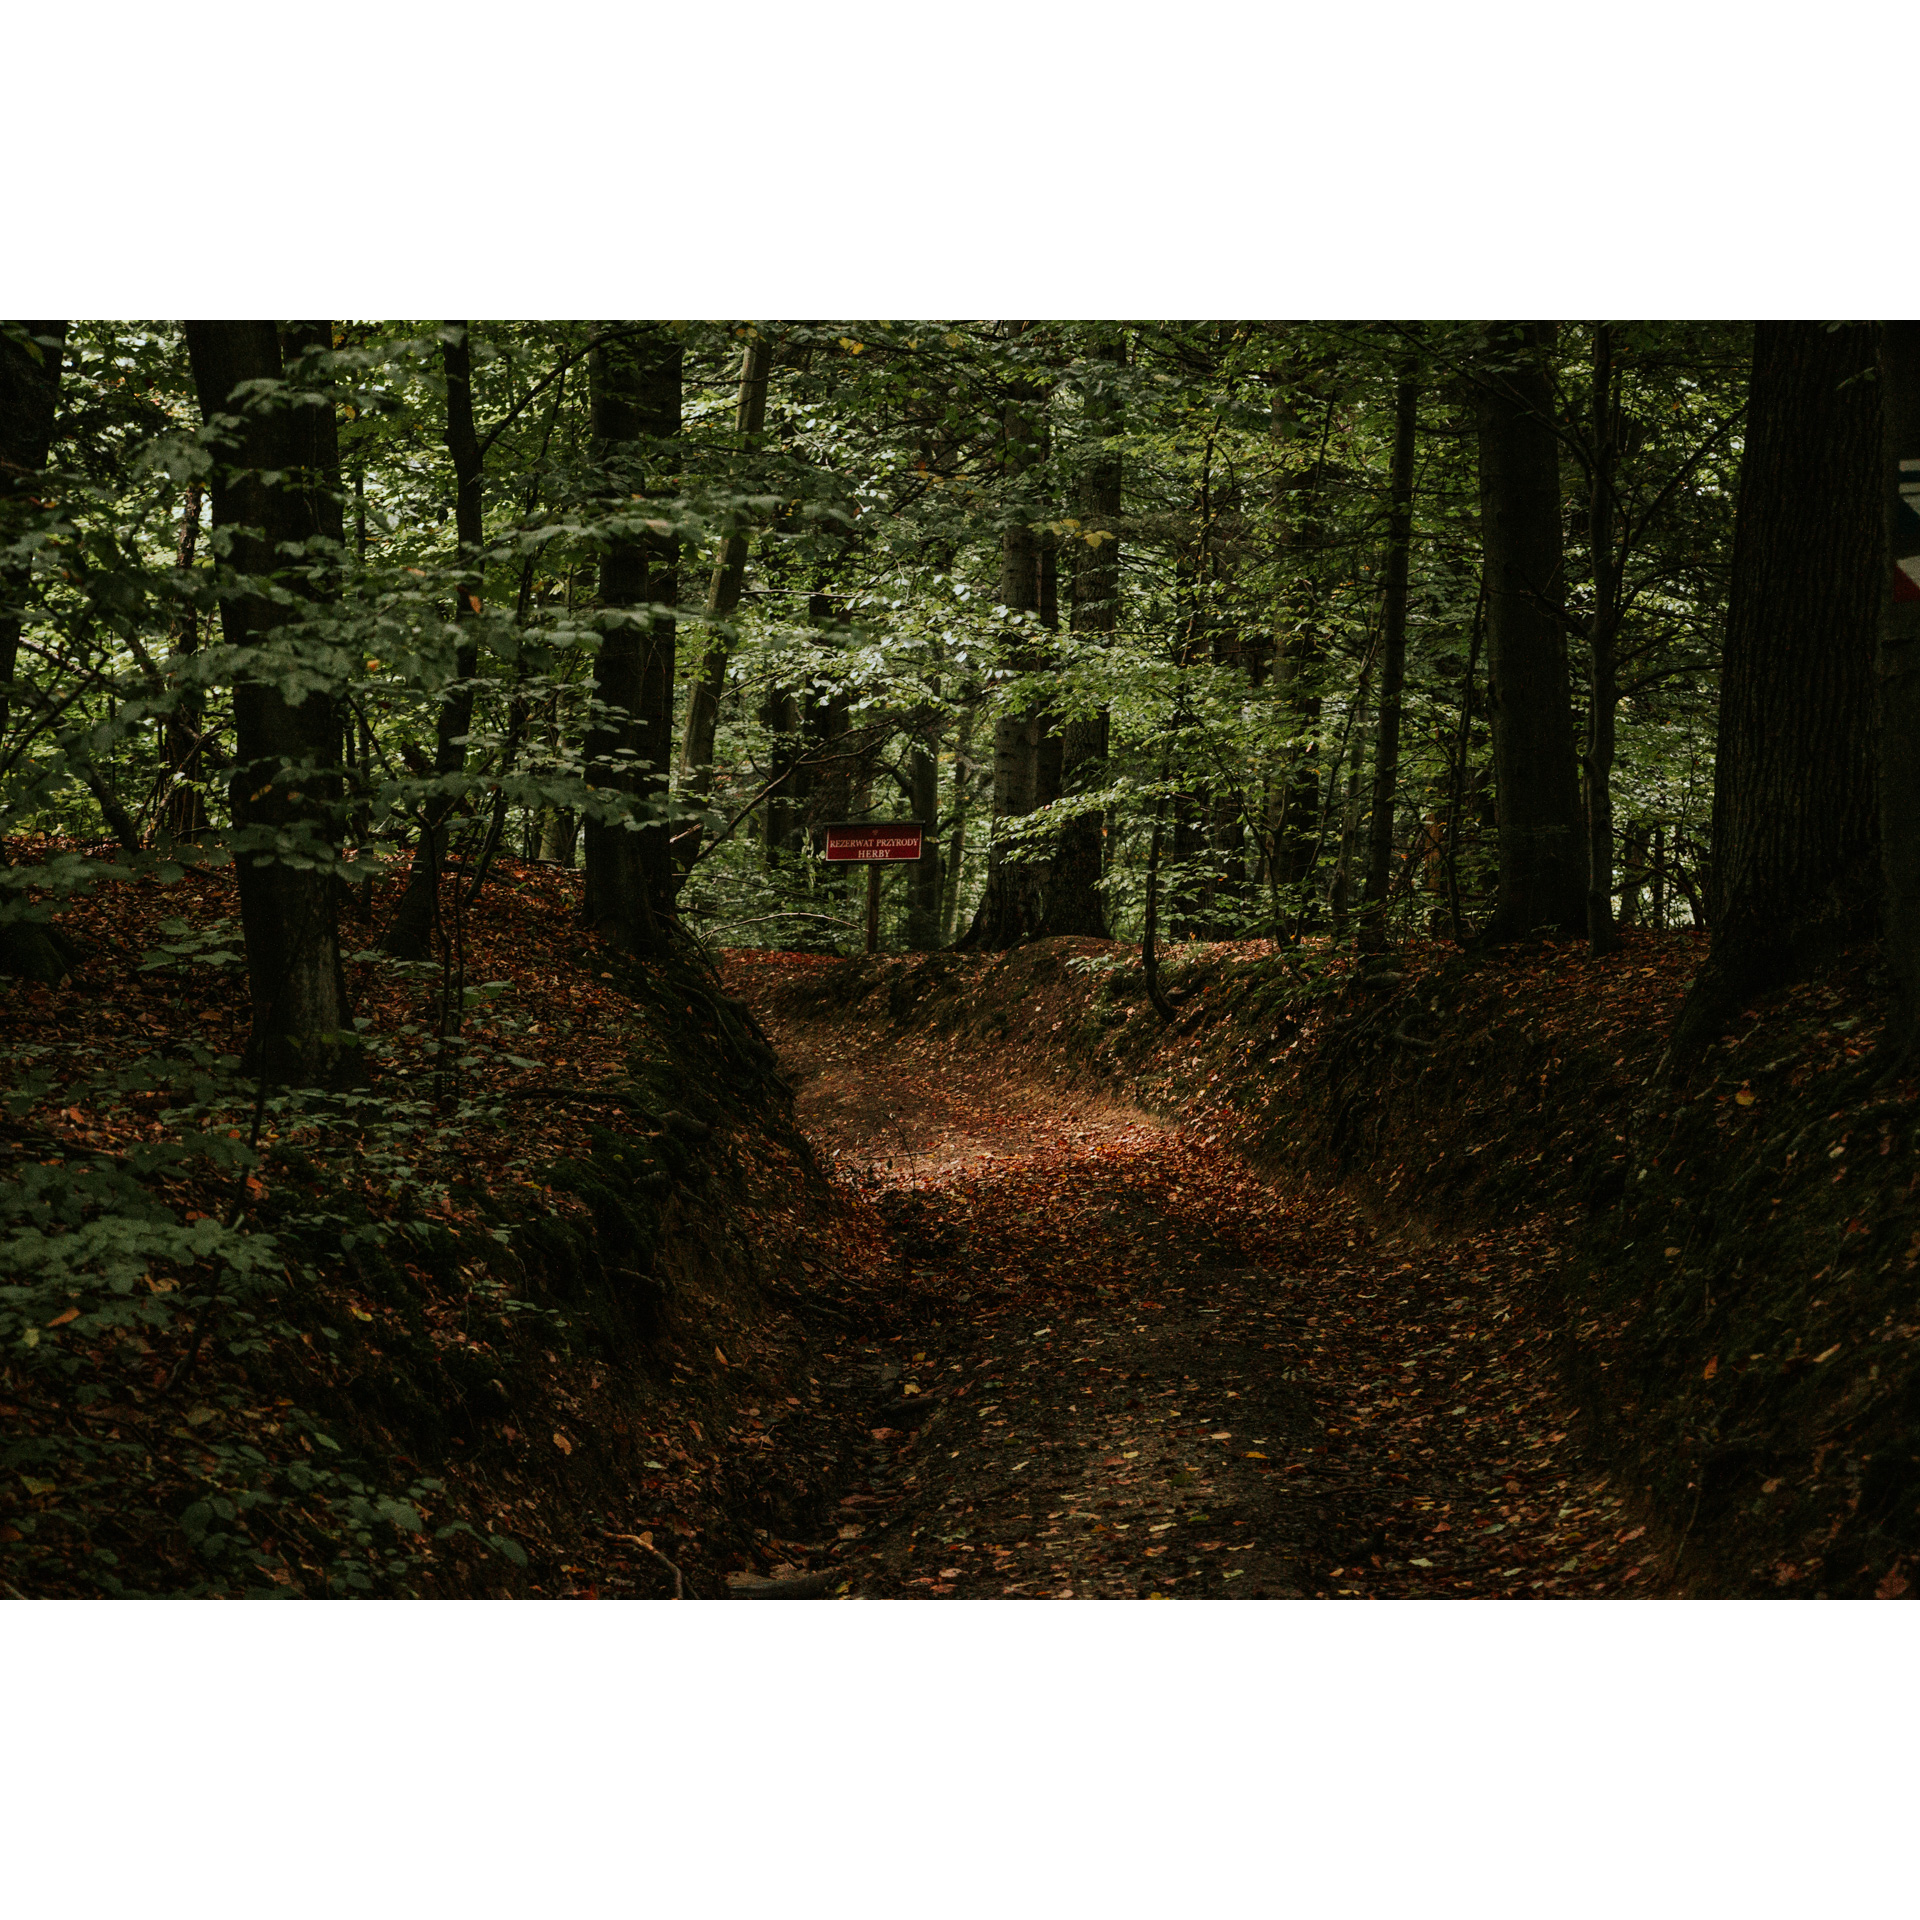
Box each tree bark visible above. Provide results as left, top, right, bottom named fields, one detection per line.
left=1875, top=320, right=1920, bottom=1064
left=184, top=320, right=357, bottom=1084
left=1037, top=332, right=1122, bottom=938
left=1267, top=392, right=1332, bottom=934
left=1361, top=364, right=1419, bottom=942
left=678, top=329, right=773, bottom=810
left=1583, top=323, right=1625, bottom=956
left=383, top=323, right=485, bottom=959
left=581, top=326, right=681, bottom=957
left=905, top=719, right=943, bottom=949
left=158, top=478, right=212, bottom=841
left=1472, top=321, right=1586, bottom=943
left=961, top=345, right=1058, bottom=949
left=1667, top=321, right=1882, bottom=1064
left=0, top=322, right=73, bottom=984
left=940, top=693, right=975, bottom=940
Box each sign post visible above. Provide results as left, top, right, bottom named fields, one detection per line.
left=821, top=822, right=927, bottom=956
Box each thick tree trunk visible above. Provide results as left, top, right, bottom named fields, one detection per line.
left=0, top=322, right=73, bottom=984
left=678, top=330, right=773, bottom=810
left=1668, top=321, right=1882, bottom=1064
left=1472, top=322, right=1586, bottom=943
left=184, top=320, right=357, bottom=1084
left=1361, top=366, right=1418, bottom=942
left=1875, top=321, right=1920, bottom=1064
left=581, top=325, right=681, bottom=957
left=384, top=323, right=485, bottom=959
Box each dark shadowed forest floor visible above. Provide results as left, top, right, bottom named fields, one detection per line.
left=723, top=955, right=1669, bottom=1600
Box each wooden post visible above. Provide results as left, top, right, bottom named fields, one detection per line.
left=866, top=861, right=880, bottom=954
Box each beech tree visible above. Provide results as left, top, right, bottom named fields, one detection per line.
left=1668, top=321, right=1882, bottom=1061
left=1470, top=322, right=1586, bottom=943
left=580, top=324, right=682, bottom=958
left=184, top=320, right=358, bottom=1084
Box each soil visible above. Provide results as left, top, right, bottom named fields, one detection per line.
left=724, top=954, right=1668, bottom=1600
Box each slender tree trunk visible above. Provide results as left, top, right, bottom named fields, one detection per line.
left=1269, top=396, right=1331, bottom=933
left=1141, top=751, right=1175, bottom=1024
left=159, top=478, right=212, bottom=841
left=581, top=325, right=681, bottom=957
left=1583, top=323, right=1625, bottom=956
left=384, top=322, right=485, bottom=959
left=0, top=322, right=73, bottom=984
left=941, top=694, right=975, bottom=940
left=961, top=348, right=1058, bottom=949
left=905, top=717, right=943, bottom=949
left=1330, top=690, right=1367, bottom=943
left=678, top=330, right=773, bottom=814
left=1617, top=820, right=1649, bottom=928
left=1875, top=320, right=1920, bottom=1065
left=1038, top=332, right=1122, bottom=937
left=184, top=320, right=357, bottom=1084
left=1667, top=321, right=1883, bottom=1065
left=1361, top=364, right=1418, bottom=942
left=1441, top=576, right=1485, bottom=945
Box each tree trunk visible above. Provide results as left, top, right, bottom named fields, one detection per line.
left=678, top=330, right=773, bottom=812
left=1875, top=320, right=1920, bottom=1064
left=0, top=322, right=73, bottom=985
left=1617, top=820, right=1649, bottom=928
left=940, top=694, right=975, bottom=941
left=1583, top=323, right=1625, bottom=957
left=1472, top=321, right=1587, bottom=943
left=581, top=324, right=681, bottom=958
left=961, top=355, right=1058, bottom=950
left=184, top=320, right=357, bottom=1084
left=1329, top=690, right=1367, bottom=943
left=1667, top=321, right=1883, bottom=1064
left=1038, top=333, right=1122, bottom=938
left=157, top=479, right=212, bottom=841
left=1361, top=365, right=1418, bottom=942
left=383, top=323, right=485, bottom=959
left=905, top=721, right=942, bottom=949
left=1268, top=396, right=1331, bottom=934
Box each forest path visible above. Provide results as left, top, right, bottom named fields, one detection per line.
left=729, top=963, right=1661, bottom=1600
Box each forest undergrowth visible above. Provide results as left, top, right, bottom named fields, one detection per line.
left=10, top=851, right=1917, bottom=1600
left=0, top=849, right=910, bottom=1598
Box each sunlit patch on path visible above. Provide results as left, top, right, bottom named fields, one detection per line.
left=727, top=954, right=1660, bottom=1600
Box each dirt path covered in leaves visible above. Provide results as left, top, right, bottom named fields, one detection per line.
left=727, top=954, right=1665, bottom=1600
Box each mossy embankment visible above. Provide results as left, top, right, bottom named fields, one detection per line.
left=746, top=933, right=1920, bottom=1599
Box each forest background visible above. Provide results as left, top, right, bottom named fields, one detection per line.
left=8, top=2, right=1913, bottom=1915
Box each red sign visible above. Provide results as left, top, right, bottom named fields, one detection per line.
left=822, top=823, right=926, bottom=862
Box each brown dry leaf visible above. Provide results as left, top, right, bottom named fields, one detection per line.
left=552, top=1432, right=573, bottom=1455
left=44, top=1307, right=79, bottom=1328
